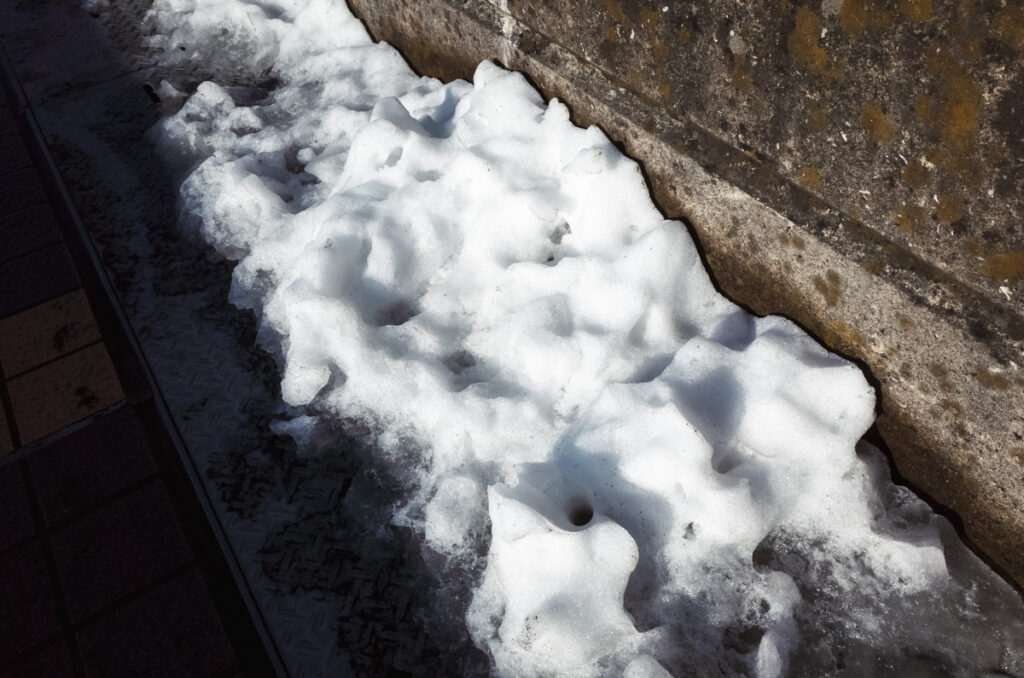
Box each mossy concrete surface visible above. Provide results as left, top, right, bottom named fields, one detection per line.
left=347, top=0, right=1024, bottom=590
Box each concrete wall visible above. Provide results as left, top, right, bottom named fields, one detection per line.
left=347, top=0, right=1024, bottom=589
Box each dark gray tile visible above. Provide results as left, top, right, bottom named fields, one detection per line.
left=0, top=543, right=62, bottom=663
left=0, top=133, right=32, bottom=175
left=0, top=640, right=75, bottom=678
left=0, top=243, right=79, bottom=318
left=0, top=106, right=18, bottom=138
left=0, top=203, right=62, bottom=265
left=0, top=408, right=12, bottom=456
left=0, top=166, right=46, bottom=212
left=28, top=407, right=158, bottom=525
left=0, top=462, right=34, bottom=551
left=50, top=482, right=192, bottom=622
left=76, top=568, right=236, bottom=678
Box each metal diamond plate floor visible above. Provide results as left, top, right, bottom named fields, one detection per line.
left=0, top=1, right=489, bottom=675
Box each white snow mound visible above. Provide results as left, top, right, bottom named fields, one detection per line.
left=146, top=0, right=1024, bottom=675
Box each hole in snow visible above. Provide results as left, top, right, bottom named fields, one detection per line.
left=284, top=147, right=305, bottom=174
left=375, top=300, right=418, bottom=326
left=567, top=498, right=594, bottom=527
left=548, top=220, right=571, bottom=245
left=711, top=444, right=744, bottom=474
left=443, top=350, right=476, bottom=375
left=142, top=83, right=160, bottom=104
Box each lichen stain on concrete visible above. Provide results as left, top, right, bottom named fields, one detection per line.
left=928, top=362, right=955, bottom=392
left=820, top=318, right=867, bottom=351
left=839, top=0, right=896, bottom=36
left=926, top=53, right=984, bottom=187
left=639, top=8, right=669, bottom=59
left=894, top=203, right=927, bottom=234
left=839, top=0, right=865, bottom=35
left=846, top=204, right=865, bottom=223
left=651, top=37, right=670, bottom=59
left=677, top=25, right=691, bottom=43
left=898, top=0, right=932, bottom=22
left=993, top=4, right=1024, bottom=52
left=732, top=53, right=753, bottom=91
left=797, top=166, right=822, bottom=189
left=1011, top=447, right=1024, bottom=468
left=963, top=236, right=984, bottom=257
left=604, top=0, right=630, bottom=27
left=805, top=104, right=829, bottom=132
left=861, top=256, right=885, bottom=274
left=979, top=248, right=1024, bottom=281
left=935, top=194, right=965, bottom=224
left=901, top=159, right=929, bottom=189
left=976, top=368, right=1013, bottom=391
left=750, top=165, right=778, bottom=195
left=860, top=101, right=898, bottom=144
left=788, top=8, right=828, bottom=75
left=813, top=269, right=842, bottom=306
left=940, top=74, right=981, bottom=144
left=914, top=93, right=932, bottom=120
left=960, top=37, right=982, bottom=63
left=779, top=232, right=807, bottom=250
left=401, top=15, right=443, bottom=75
left=625, top=69, right=643, bottom=93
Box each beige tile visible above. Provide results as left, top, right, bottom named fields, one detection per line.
left=0, top=289, right=101, bottom=377
left=8, top=343, right=123, bottom=443
left=0, top=407, right=12, bottom=456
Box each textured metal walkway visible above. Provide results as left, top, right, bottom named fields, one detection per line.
left=0, top=1, right=488, bottom=675
left=0, top=50, right=271, bottom=678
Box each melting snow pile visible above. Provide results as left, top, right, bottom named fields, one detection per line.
left=146, top=0, right=1024, bottom=675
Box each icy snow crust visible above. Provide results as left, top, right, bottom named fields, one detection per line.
left=148, top=1, right=1024, bottom=675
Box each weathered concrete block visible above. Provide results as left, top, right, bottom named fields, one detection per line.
left=347, top=0, right=1024, bottom=590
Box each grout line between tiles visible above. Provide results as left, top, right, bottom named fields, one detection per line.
left=18, top=460, right=87, bottom=678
